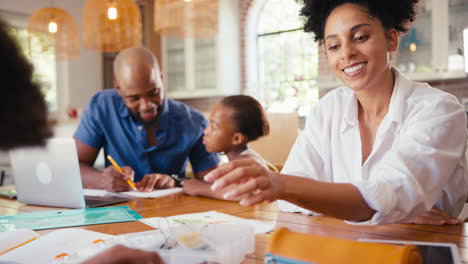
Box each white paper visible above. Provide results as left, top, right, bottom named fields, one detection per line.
left=0, top=228, right=113, bottom=263
left=140, top=210, right=275, bottom=234
left=84, top=187, right=182, bottom=198
left=0, top=229, right=40, bottom=255
left=121, top=188, right=182, bottom=198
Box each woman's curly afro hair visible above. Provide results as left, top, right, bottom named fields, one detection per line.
left=299, top=0, right=420, bottom=42
left=0, top=19, right=52, bottom=150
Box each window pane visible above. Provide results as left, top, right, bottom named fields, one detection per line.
left=395, top=0, right=432, bottom=72
left=258, top=29, right=318, bottom=116
left=166, top=37, right=185, bottom=91
left=448, top=0, right=468, bottom=72
left=7, top=27, right=57, bottom=111
left=257, top=0, right=304, bottom=35
left=194, top=38, right=216, bottom=90
left=257, top=0, right=319, bottom=116
left=395, top=0, right=432, bottom=73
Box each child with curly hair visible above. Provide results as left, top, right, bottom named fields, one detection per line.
left=203, top=95, right=270, bottom=167
left=183, top=95, right=272, bottom=200
left=205, top=0, right=467, bottom=225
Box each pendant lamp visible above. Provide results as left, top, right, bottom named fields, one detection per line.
left=27, top=7, right=80, bottom=61
left=155, top=0, right=218, bottom=38
left=82, top=0, right=142, bottom=53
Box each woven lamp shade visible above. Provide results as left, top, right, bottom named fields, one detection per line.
left=82, top=0, right=142, bottom=53
left=155, top=0, right=218, bottom=38
left=27, top=7, right=80, bottom=61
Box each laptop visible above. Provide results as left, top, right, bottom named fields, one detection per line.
left=9, top=138, right=128, bottom=208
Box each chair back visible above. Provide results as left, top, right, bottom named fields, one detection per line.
left=250, top=112, right=299, bottom=170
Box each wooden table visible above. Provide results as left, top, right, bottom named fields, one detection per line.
left=1, top=191, right=468, bottom=263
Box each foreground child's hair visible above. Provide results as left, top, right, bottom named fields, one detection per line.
left=221, top=95, right=269, bottom=142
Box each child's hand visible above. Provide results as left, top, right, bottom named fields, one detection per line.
left=204, top=158, right=283, bottom=206
left=136, top=173, right=176, bottom=192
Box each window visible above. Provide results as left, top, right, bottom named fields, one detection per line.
left=396, top=0, right=432, bottom=73
left=0, top=11, right=57, bottom=112
left=396, top=0, right=468, bottom=77
left=162, top=36, right=217, bottom=98
left=448, top=0, right=468, bottom=72
left=256, top=0, right=319, bottom=116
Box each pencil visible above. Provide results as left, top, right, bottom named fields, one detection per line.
left=106, top=155, right=137, bottom=191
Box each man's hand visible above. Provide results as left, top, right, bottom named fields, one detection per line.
left=83, top=245, right=163, bottom=264
left=136, top=173, right=176, bottom=192
left=404, top=207, right=462, bottom=225
left=101, top=166, right=135, bottom=192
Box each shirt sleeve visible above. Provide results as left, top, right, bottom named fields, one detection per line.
left=73, top=94, right=105, bottom=150
left=189, top=118, right=220, bottom=174
left=350, top=95, right=467, bottom=225
left=278, top=102, right=327, bottom=214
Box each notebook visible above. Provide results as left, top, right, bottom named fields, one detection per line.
left=9, top=138, right=128, bottom=208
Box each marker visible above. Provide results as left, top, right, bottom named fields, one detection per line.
left=106, top=155, right=137, bottom=191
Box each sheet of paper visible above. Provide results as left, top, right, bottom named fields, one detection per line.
left=0, top=229, right=40, bottom=255
left=84, top=187, right=182, bottom=198
left=121, top=188, right=182, bottom=198
left=140, top=210, right=275, bottom=234
left=0, top=228, right=113, bottom=263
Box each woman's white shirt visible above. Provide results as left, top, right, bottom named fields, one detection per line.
left=279, top=70, right=468, bottom=225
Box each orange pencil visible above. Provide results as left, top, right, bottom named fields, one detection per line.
left=106, top=155, right=137, bottom=191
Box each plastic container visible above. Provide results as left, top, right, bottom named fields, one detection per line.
left=156, top=222, right=255, bottom=264
left=53, top=223, right=255, bottom=264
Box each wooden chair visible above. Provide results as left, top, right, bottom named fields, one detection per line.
left=250, top=112, right=300, bottom=172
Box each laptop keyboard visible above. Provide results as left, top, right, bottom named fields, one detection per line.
left=85, top=195, right=128, bottom=208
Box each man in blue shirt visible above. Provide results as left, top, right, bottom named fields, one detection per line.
left=74, top=47, right=219, bottom=192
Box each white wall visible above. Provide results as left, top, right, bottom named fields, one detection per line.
left=0, top=0, right=102, bottom=119
left=217, top=0, right=241, bottom=95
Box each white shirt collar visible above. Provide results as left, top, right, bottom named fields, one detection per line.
left=341, top=68, right=413, bottom=134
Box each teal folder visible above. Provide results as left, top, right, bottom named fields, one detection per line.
left=0, top=206, right=142, bottom=232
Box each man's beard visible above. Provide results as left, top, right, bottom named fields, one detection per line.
left=130, top=105, right=162, bottom=125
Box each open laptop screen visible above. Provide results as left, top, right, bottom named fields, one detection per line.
left=9, top=138, right=127, bottom=208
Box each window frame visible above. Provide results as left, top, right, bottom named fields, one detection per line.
left=161, top=36, right=222, bottom=99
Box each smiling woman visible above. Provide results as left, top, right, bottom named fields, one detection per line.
left=204, top=0, right=468, bottom=226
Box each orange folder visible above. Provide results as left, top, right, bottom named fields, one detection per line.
left=266, top=228, right=422, bottom=264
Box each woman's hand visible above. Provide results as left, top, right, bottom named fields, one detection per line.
left=204, top=158, right=283, bottom=206
left=404, top=206, right=462, bottom=225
